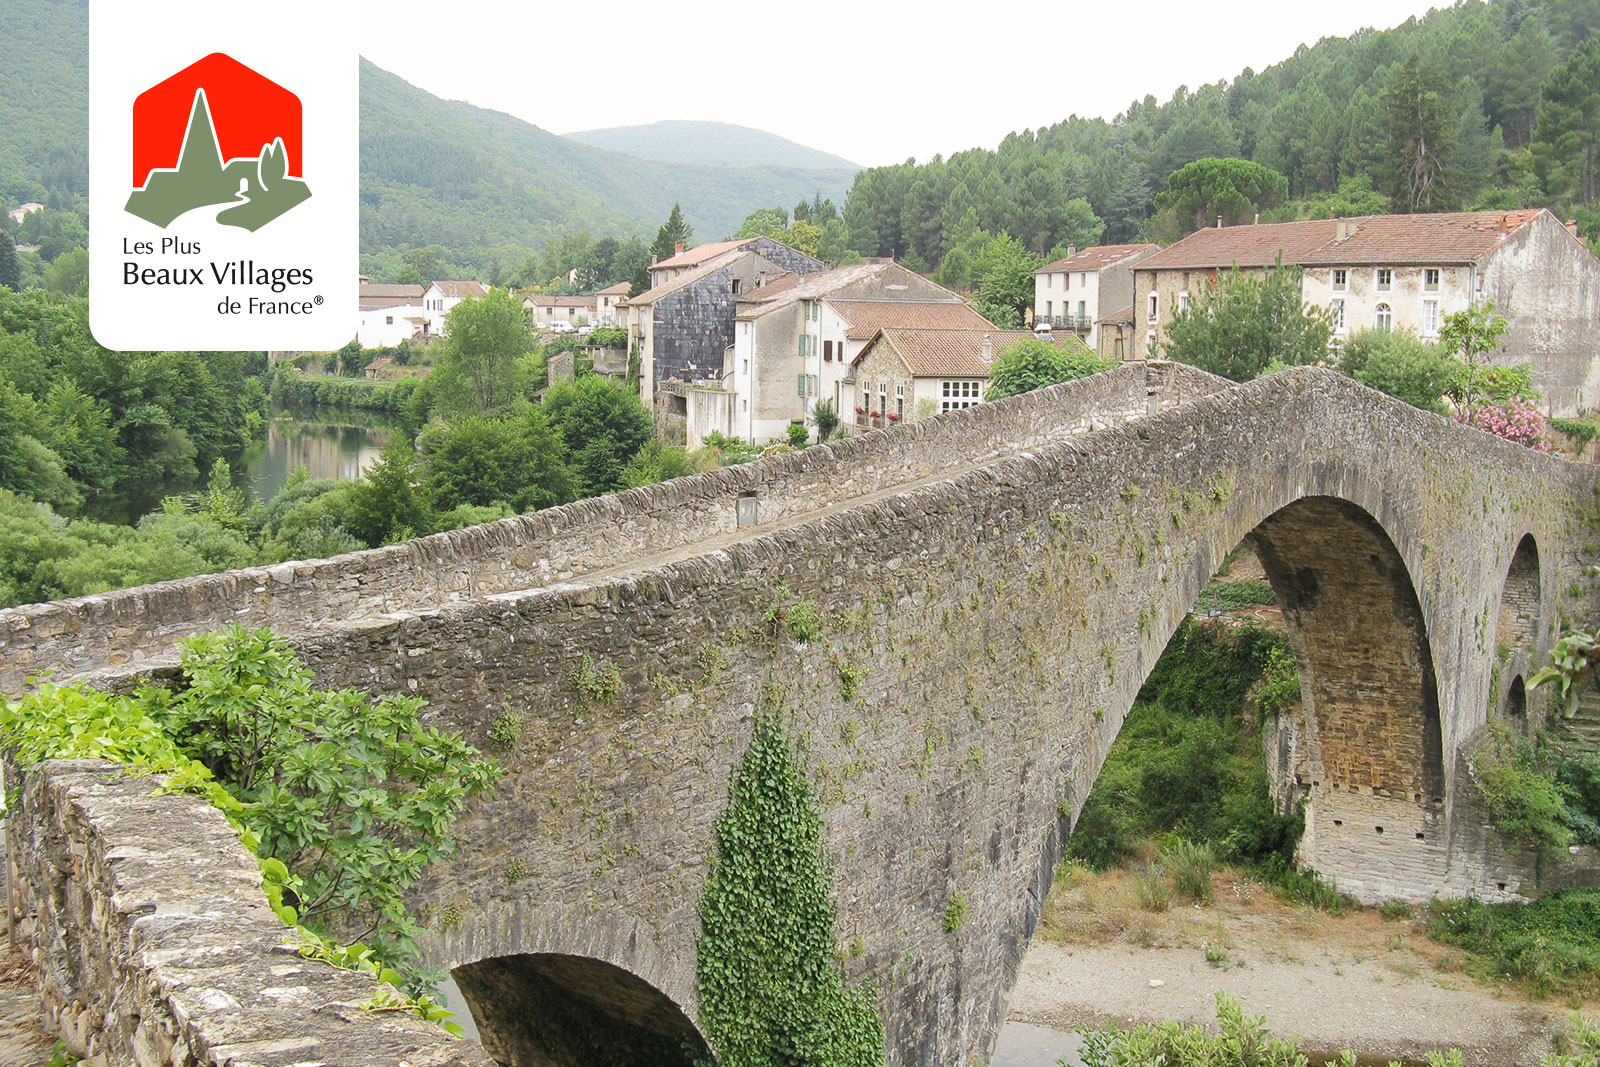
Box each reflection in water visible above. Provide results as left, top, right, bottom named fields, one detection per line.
left=244, top=408, right=396, bottom=502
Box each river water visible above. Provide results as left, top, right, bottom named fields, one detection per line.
left=241, top=407, right=396, bottom=502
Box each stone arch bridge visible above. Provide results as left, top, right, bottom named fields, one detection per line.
left=4, top=364, right=1597, bottom=1067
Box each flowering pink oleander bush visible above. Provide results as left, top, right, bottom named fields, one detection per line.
left=1454, top=398, right=1552, bottom=453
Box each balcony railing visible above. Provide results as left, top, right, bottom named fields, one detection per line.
left=1034, top=314, right=1093, bottom=331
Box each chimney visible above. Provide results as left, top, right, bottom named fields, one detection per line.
left=1253, top=213, right=1260, bottom=225
left=1568, top=218, right=1581, bottom=240
left=1335, top=219, right=1350, bottom=241
left=675, top=242, right=685, bottom=255
left=1216, top=215, right=1223, bottom=229
left=1067, top=244, right=1077, bottom=257
left=981, top=333, right=994, bottom=363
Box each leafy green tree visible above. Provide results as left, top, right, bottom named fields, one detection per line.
left=418, top=405, right=577, bottom=513
left=1532, top=39, right=1600, bottom=206
left=619, top=440, right=697, bottom=488
left=429, top=289, right=534, bottom=417
left=1439, top=301, right=1510, bottom=366
left=1151, top=158, right=1288, bottom=240
left=1164, top=261, right=1332, bottom=381
left=1381, top=52, right=1459, bottom=212
left=985, top=338, right=1113, bottom=400
left=736, top=207, right=789, bottom=239
left=697, top=717, right=884, bottom=1067
left=45, top=247, right=88, bottom=295
left=542, top=375, right=654, bottom=496
left=969, top=233, right=1039, bottom=328
left=1337, top=328, right=1466, bottom=414
left=809, top=398, right=840, bottom=442
left=340, top=436, right=430, bottom=547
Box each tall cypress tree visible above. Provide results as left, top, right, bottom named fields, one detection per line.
left=0, top=230, right=20, bottom=291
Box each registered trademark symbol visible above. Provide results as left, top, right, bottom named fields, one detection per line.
left=313, top=295, right=324, bottom=306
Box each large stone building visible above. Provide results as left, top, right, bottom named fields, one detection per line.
left=622, top=236, right=824, bottom=399
left=1032, top=243, right=1159, bottom=352
left=715, top=262, right=984, bottom=444
left=1130, top=209, right=1600, bottom=414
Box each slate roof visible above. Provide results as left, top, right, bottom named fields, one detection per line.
left=827, top=299, right=993, bottom=339
left=358, top=283, right=424, bottom=310
left=1137, top=210, right=1548, bottom=271
left=625, top=249, right=751, bottom=305
left=1039, top=243, right=1160, bottom=273
left=736, top=263, right=899, bottom=318
left=858, top=328, right=1090, bottom=378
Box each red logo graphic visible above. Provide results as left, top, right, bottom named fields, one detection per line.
left=125, top=53, right=311, bottom=231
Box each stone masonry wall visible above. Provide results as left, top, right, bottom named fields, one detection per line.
left=2, top=758, right=493, bottom=1067
left=0, top=362, right=1228, bottom=694
left=59, top=369, right=1585, bottom=1067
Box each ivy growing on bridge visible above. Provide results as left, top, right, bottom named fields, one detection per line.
left=696, top=715, right=884, bottom=1067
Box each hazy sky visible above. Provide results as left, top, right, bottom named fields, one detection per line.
left=359, top=0, right=1454, bottom=168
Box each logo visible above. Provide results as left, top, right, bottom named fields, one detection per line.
left=124, top=53, right=311, bottom=233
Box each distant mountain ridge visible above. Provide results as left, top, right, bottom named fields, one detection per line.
left=565, top=120, right=860, bottom=171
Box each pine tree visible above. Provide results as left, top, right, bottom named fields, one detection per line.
left=1381, top=53, right=1459, bottom=212
left=1531, top=39, right=1600, bottom=207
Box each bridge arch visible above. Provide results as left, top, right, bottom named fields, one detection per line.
left=1496, top=534, right=1542, bottom=651
left=451, top=951, right=711, bottom=1067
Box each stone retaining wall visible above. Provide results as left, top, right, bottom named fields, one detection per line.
left=2, top=758, right=493, bottom=1067
left=0, top=362, right=1230, bottom=692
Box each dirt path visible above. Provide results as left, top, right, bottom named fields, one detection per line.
left=1010, top=866, right=1592, bottom=1065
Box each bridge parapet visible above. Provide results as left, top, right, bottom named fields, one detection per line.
left=0, top=362, right=1227, bottom=694
left=2, top=757, right=494, bottom=1067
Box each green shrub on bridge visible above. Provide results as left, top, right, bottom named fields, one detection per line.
left=697, top=716, right=884, bottom=1067
left=2, top=625, right=500, bottom=999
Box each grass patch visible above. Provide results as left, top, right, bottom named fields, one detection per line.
left=1428, top=889, right=1600, bottom=998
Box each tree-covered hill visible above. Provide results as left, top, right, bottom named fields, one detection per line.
left=0, top=0, right=856, bottom=278
left=358, top=63, right=856, bottom=278
left=842, top=0, right=1600, bottom=267
left=565, top=120, right=861, bottom=171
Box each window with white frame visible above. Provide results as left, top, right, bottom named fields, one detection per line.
left=940, top=380, right=982, bottom=411
left=1177, top=292, right=1190, bottom=314
left=1374, top=302, right=1393, bottom=330
left=1063, top=273, right=1070, bottom=290
left=1330, top=298, right=1345, bottom=333
left=1376, top=268, right=1393, bottom=291
left=1046, top=273, right=1054, bottom=289
left=1147, top=292, right=1158, bottom=322
left=1145, top=329, right=1157, bottom=355
left=1424, top=268, right=1440, bottom=291
left=1332, top=269, right=1347, bottom=291
left=1422, top=299, right=1440, bottom=336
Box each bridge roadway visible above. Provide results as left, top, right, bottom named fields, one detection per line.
left=5, top=365, right=1599, bottom=1067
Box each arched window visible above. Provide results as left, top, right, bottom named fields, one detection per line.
left=1374, top=302, right=1393, bottom=330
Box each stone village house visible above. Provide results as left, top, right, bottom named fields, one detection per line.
left=1033, top=243, right=1160, bottom=355
left=1130, top=208, right=1600, bottom=415
left=849, top=326, right=1094, bottom=432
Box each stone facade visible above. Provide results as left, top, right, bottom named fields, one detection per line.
left=3, top=759, right=493, bottom=1067
left=6, top=367, right=1600, bottom=1067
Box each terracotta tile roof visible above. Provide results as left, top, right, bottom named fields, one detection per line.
left=522, top=295, right=595, bottom=308
left=597, top=282, right=632, bottom=296
left=827, top=299, right=993, bottom=338
left=650, top=238, right=757, bottom=271
left=1296, top=210, right=1545, bottom=265
left=1097, top=305, right=1134, bottom=325
left=429, top=280, right=490, bottom=299
left=1039, top=243, right=1160, bottom=273
left=860, top=328, right=1090, bottom=378
left=1138, top=210, right=1548, bottom=271
left=358, top=282, right=424, bottom=310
